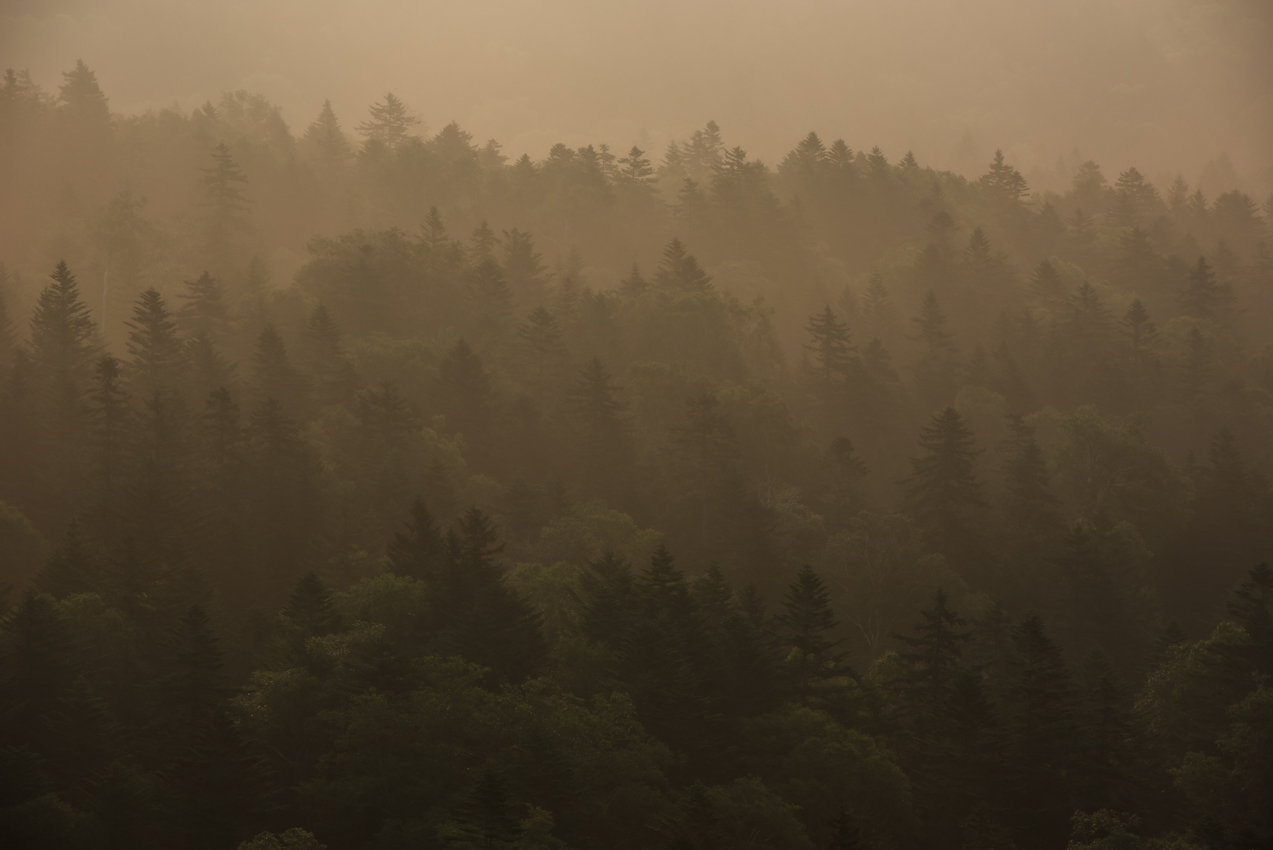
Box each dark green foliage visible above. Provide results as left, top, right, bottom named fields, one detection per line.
left=1, top=67, right=1271, bottom=850
left=904, top=407, right=986, bottom=570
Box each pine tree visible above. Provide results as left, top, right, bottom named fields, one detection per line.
left=355, top=92, right=419, bottom=149
left=88, top=355, right=130, bottom=519
left=29, top=261, right=96, bottom=381
left=1000, top=414, right=1061, bottom=543
left=898, top=588, right=970, bottom=712
left=302, top=99, right=352, bottom=165
left=58, top=59, right=110, bottom=127
left=125, top=288, right=185, bottom=396
left=386, top=497, right=447, bottom=581
left=1120, top=298, right=1159, bottom=370
left=619, top=262, right=648, bottom=296
left=618, top=145, right=656, bottom=185
left=980, top=150, right=1029, bottom=208
left=1030, top=259, right=1064, bottom=305
left=502, top=228, right=549, bottom=306
left=282, top=567, right=343, bottom=646
left=1002, top=614, right=1079, bottom=848
left=202, top=143, right=250, bottom=262
left=904, top=407, right=986, bottom=569
left=571, top=357, right=631, bottom=493
left=803, top=306, right=856, bottom=391
left=862, top=273, right=895, bottom=331
left=516, top=307, right=567, bottom=393
left=1181, top=256, right=1226, bottom=319
left=438, top=338, right=493, bottom=442
left=250, top=323, right=308, bottom=415
left=775, top=565, right=844, bottom=697
left=422, top=206, right=448, bottom=247
left=654, top=238, right=713, bottom=291
left=176, top=271, right=230, bottom=341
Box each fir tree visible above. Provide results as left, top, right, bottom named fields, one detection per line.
left=1181, top=256, right=1225, bottom=319
left=250, top=324, right=307, bottom=415
left=1000, top=414, right=1061, bottom=542
left=516, top=307, right=567, bottom=392
left=438, top=338, right=493, bottom=442
left=803, top=305, right=856, bottom=390
left=201, top=143, right=250, bottom=262
left=654, top=238, right=712, bottom=291
left=904, top=407, right=986, bottom=569
left=619, top=261, right=648, bottom=296
left=29, top=261, right=96, bottom=381
left=355, top=92, right=419, bottom=149
left=176, top=271, right=230, bottom=341
left=302, top=99, right=352, bottom=164
left=1120, top=298, right=1159, bottom=370
left=125, top=288, right=184, bottom=396
left=386, top=497, right=447, bottom=581
left=775, top=565, right=844, bottom=697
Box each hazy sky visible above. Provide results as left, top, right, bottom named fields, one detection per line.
left=4, top=0, right=1271, bottom=193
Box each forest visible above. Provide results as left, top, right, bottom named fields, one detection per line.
left=0, top=61, right=1271, bottom=850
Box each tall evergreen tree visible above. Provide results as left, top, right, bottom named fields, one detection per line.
left=201, top=144, right=250, bottom=263
left=775, top=565, right=844, bottom=698
left=125, top=288, right=184, bottom=396
left=904, top=407, right=986, bottom=571
left=654, top=238, right=713, bottom=291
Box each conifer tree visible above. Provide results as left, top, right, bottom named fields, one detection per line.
left=1030, top=259, right=1064, bottom=305
left=904, top=407, right=986, bottom=569
left=1181, top=256, right=1226, bottom=319
left=1120, top=298, right=1158, bottom=370
left=29, top=261, right=96, bottom=382
left=202, top=144, right=250, bottom=262
left=125, top=288, right=184, bottom=396
left=862, top=273, right=895, bottom=332
left=1002, top=614, right=1079, bottom=847
left=386, top=497, right=447, bottom=581
left=88, top=355, right=130, bottom=517
left=1000, top=414, right=1061, bottom=543
left=619, top=262, right=648, bottom=296
left=654, top=238, right=712, bottom=291
left=0, top=264, right=15, bottom=376
left=618, top=145, right=656, bottom=185
left=250, top=323, right=308, bottom=415
left=803, top=305, right=856, bottom=391
left=775, top=564, right=844, bottom=697
left=516, top=307, right=567, bottom=393
left=502, top=228, right=549, bottom=306
left=176, top=271, right=230, bottom=341
left=355, top=92, right=419, bottom=149
left=438, top=338, right=493, bottom=442
left=421, top=206, right=448, bottom=247
left=302, top=99, right=352, bottom=165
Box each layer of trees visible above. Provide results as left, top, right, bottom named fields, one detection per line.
left=1, top=62, right=1271, bottom=850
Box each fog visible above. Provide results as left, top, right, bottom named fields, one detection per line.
left=3, top=2, right=1273, bottom=848
left=4, top=0, right=1271, bottom=191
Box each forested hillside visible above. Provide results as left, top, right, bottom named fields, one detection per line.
left=1, top=62, right=1271, bottom=850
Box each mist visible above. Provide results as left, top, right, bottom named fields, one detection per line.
left=2, top=2, right=1272, bottom=849
left=4, top=0, right=1271, bottom=190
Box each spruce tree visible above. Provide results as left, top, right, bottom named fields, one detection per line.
left=803, top=305, right=856, bottom=393
left=1003, top=614, right=1078, bottom=848
left=176, top=271, right=230, bottom=341
left=654, top=238, right=713, bottom=291
left=355, top=92, right=419, bottom=149
left=202, top=144, right=250, bottom=263
left=905, top=407, right=986, bottom=569
left=775, top=564, right=844, bottom=697
left=516, top=307, right=567, bottom=393
left=386, top=497, right=447, bottom=581
left=125, top=288, right=184, bottom=396
left=1181, top=256, right=1226, bottom=319
left=999, top=414, right=1061, bottom=543
left=302, top=99, right=352, bottom=165
left=619, top=262, right=648, bottom=296
left=571, top=357, right=631, bottom=492
left=29, top=261, right=96, bottom=382
left=438, top=338, right=493, bottom=443
left=250, top=323, right=308, bottom=415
